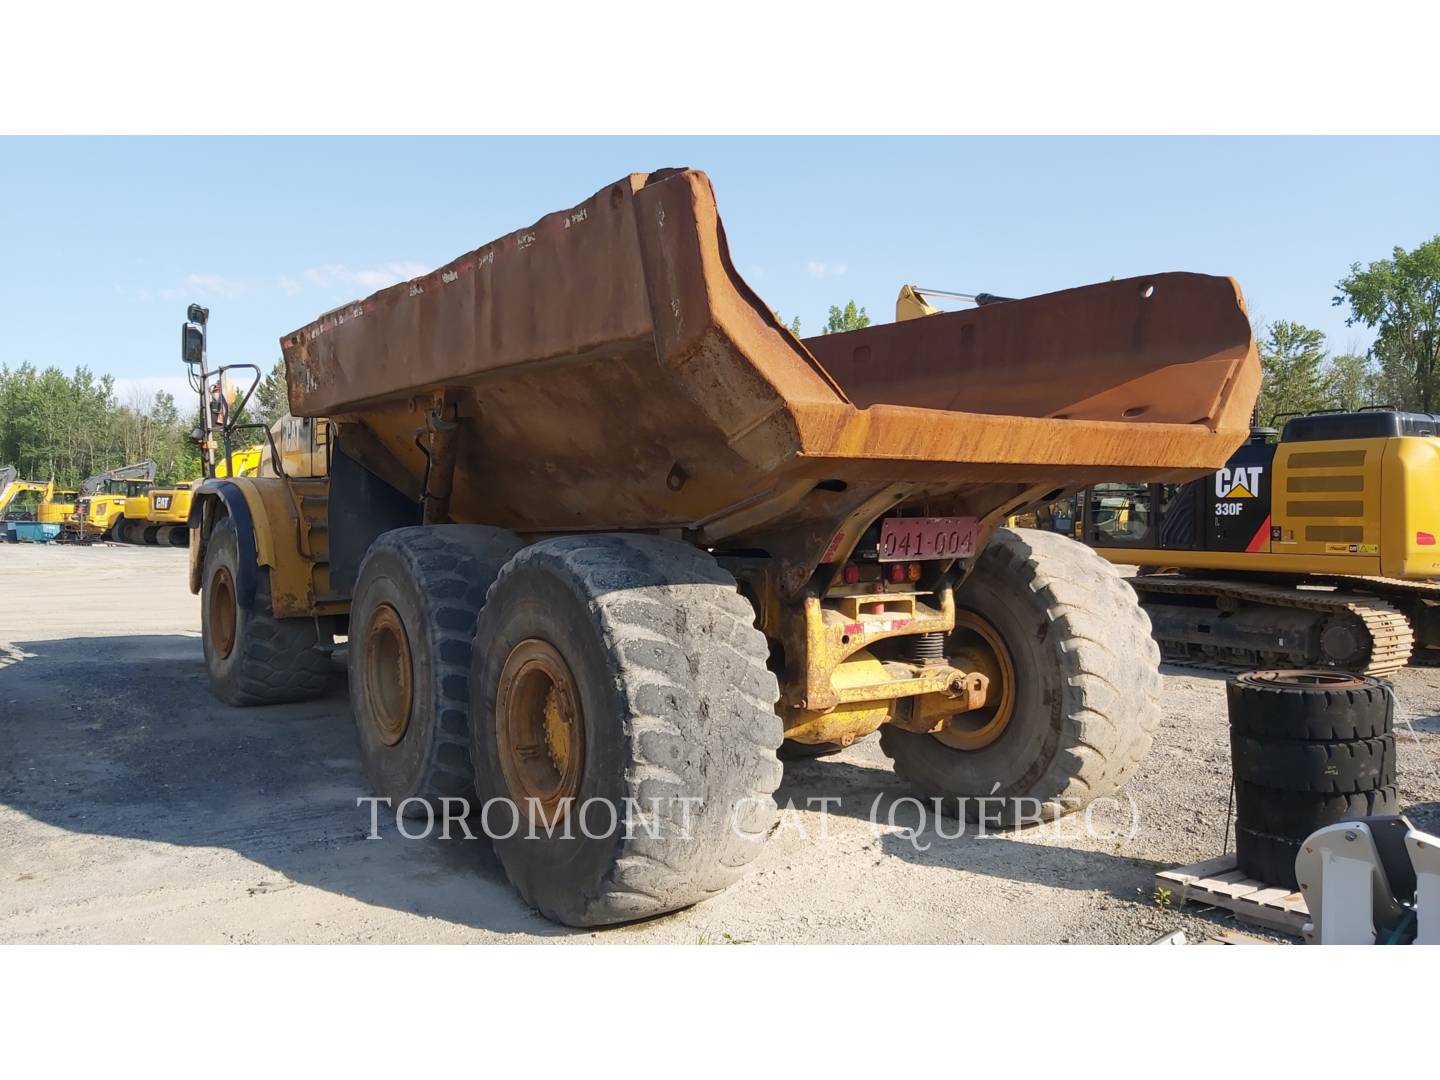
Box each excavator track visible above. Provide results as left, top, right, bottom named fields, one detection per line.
left=1310, top=575, right=1440, bottom=666
left=1130, top=575, right=1415, bottom=677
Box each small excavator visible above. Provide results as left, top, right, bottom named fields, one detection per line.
left=1, top=467, right=75, bottom=542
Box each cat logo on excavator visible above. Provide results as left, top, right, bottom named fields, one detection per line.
left=1215, top=464, right=1263, bottom=499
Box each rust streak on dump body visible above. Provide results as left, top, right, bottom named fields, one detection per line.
left=281, top=168, right=1260, bottom=593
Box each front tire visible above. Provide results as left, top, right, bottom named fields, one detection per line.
left=201, top=513, right=334, bottom=706
left=470, top=534, right=783, bottom=927
left=880, top=528, right=1162, bottom=823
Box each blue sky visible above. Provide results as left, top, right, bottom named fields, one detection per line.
left=2, top=137, right=1436, bottom=407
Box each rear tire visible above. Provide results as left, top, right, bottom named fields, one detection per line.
left=880, top=528, right=1162, bottom=823
left=201, top=513, right=334, bottom=706
left=470, top=534, right=783, bottom=927
left=348, top=525, right=523, bottom=811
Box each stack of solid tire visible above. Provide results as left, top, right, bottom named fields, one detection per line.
left=1228, top=670, right=1398, bottom=890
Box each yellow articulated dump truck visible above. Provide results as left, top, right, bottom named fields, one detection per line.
left=115, top=446, right=269, bottom=546
left=119, top=484, right=194, bottom=546
left=68, top=460, right=157, bottom=541
left=184, top=169, right=1260, bottom=926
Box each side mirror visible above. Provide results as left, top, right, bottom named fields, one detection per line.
left=182, top=323, right=205, bottom=366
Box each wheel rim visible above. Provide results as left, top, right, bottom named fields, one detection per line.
left=934, top=609, right=1015, bottom=751
left=362, top=603, right=413, bottom=746
left=496, top=639, right=585, bottom=813
left=209, top=565, right=237, bottom=660
left=1249, top=669, right=1367, bottom=688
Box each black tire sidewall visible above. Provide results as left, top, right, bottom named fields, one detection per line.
left=348, top=545, right=443, bottom=806
left=200, top=517, right=251, bottom=700
left=1231, top=732, right=1396, bottom=793
left=881, top=567, right=1061, bottom=809
left=1226, top=673, right=1392, bottom=741
left=1236, top=825, right=1302, bottom=890
left=471, top=560, right=629, bottom=924
left=1236, top=781, right=1400, bottom=837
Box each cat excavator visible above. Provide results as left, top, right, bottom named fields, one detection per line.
left=894, top=287, right=1439, bottom=677
left=1079, top=409, right=1440, bottom=675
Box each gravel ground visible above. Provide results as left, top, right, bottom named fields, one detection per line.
left=2, top=541, right=1437, bottom=944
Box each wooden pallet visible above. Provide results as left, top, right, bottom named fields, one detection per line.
left=1155, top=854, right=1309, bottom=935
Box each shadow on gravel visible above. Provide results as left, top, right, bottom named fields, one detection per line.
left=1406, top=713, right=1440, bottom=734
left=3, top=633, right=1167, bottom=937
left=775, top=757, right=1163, bottom=904
left=0, top=634, right=569, bottom=937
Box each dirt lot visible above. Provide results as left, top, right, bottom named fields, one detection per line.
left=2, top=541, right=1437, bottom=944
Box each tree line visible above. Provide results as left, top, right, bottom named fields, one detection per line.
left=0, top=360, right=288, bottom=488
left=1256, top=236, right=1440, bottom=424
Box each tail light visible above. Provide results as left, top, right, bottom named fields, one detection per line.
left=887, top=562, right=922, bottom=584
left=1418, top=532, right=1435, bottom=546
left=842, top=563, right=860, bottom=584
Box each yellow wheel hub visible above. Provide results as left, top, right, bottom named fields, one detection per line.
left=497, top=639, right=585, bottom=814
left=363, top=603, right=414, bottom=746
left=934, top=609, right=1015, bottom=751
left=209, top=564, right=237, bottom=660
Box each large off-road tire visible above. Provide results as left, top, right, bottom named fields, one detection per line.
left=880, top=528, right=1162, bottom=823
left=1230, top=733, right=1396, bottom=794
left=201, top=513, right=334, bottom=706
left=348, top=525, right=523, bottom=811
left=470, top=534, right=783, bottom=927
left=1226, top=670, right=1392, bottom=741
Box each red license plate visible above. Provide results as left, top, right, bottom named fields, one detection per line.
left=877, top=516, right=979, bottom=562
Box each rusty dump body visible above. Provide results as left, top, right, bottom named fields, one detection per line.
left=283, top=167, right=1259, bottom=594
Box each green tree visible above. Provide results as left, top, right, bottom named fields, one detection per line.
left=823, top=300, right=870, bottom=335
left=1323, top=353, right=1379, bottom=412
left=252, top=359, right=290, bottom=427
left=771, top=310, right=802, bottom=336
left=1334, top=236, right=1440, bottom=411
left=1257, top=321, right=1330, bottom=425
left=0, top=365, right=199, bottom=487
